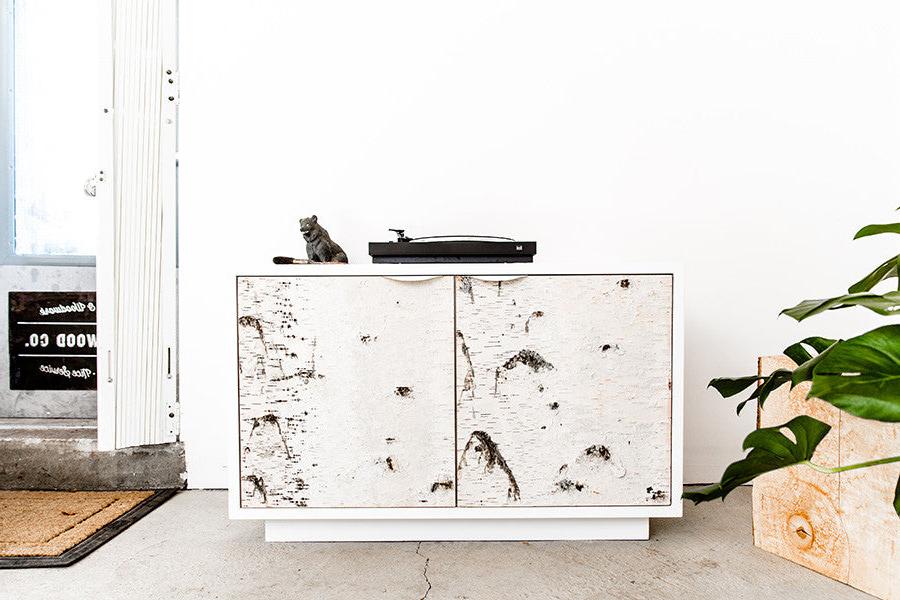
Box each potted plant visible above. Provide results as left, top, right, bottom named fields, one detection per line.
left=684, top=214, right=900, bottom=513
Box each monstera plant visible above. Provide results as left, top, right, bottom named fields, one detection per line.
left=684, top=214, right=900, bottom=516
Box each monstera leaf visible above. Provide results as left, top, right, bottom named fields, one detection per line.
left=854, top=222, right=900, bottom=239
left=848, top=254, right=900, bottom=293
left=782, top=221, right=900, bottom=319
left=895, top=475, right=900, bottom=516
left=707, top=375, right=764, bottom=398
left=784, top=337, right=839, bottom=387
left=782, top=337, right=837, bottom=365
left=709, top=337, right=837, bottom=414
left=683, top=415, right=832, bottom=503
left=781, top=290, right=900, bottom=321
left=809, top=325, right=900, bottom=422
left=710, top=329, right=900, bottom=421
left=709, top=370, right=792, bottom=415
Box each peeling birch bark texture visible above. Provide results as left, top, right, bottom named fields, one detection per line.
left=455, top=275, right=672, bottom=507
left=237, top=276, right=456, bottom=508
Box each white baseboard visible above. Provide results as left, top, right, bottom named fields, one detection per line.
left=264, top=517, right=650, bottom=542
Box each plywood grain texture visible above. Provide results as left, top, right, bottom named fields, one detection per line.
left=237, top=276, right=456, bottom=508
left=754, top=355, right=900, bottom=600
left=454, top=275, right=673, bottom=507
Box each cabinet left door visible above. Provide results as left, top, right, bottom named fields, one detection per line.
left=236, top=275, right=456, bottom=508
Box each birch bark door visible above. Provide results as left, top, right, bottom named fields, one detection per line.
left=455, top=275, right=673, bottom=507
left=237, top=276, right=456, bottom=508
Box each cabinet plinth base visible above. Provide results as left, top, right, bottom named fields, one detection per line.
left=264, top=517, right=650, bottom=542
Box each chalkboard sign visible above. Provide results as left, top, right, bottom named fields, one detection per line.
left=8, top=292, right=97, bottom=390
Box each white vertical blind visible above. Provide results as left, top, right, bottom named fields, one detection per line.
left=97, top=0, right=177, bottom=449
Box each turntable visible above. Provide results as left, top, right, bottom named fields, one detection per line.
left=369, top=229, right=537, bottom=263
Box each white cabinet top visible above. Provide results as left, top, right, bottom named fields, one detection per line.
left=235, top=262, right=682, bottom=278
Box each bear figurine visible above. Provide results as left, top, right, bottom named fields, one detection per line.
left=299, top=215, right=348, bottom=263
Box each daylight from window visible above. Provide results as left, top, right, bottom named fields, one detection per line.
left=13, top=0, right=101, bottom=256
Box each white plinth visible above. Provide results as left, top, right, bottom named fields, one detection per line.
left=264, top=517, right=650, bottom=542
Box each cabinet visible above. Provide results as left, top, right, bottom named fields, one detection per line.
left=232, top=266, right=682, bottom=540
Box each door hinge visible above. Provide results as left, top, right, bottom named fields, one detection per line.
left=166, top=345, right=179, bottom=439
left=163, top=67, right=179, bottom=109
left=166, top=400, right=180, bottom=440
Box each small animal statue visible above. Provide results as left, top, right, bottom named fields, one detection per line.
left=299, top=215, right=348, bottom=263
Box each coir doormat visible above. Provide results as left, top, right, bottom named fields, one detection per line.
left=0, top=489, right=176, bottom=568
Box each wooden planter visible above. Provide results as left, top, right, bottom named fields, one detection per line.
left=753, top=356, right=900, bottom=600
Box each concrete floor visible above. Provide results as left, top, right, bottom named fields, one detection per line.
left=0, top=488, right=869, bottom=600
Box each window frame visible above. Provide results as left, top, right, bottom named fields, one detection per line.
left=1, top=0, right=96, bottom=267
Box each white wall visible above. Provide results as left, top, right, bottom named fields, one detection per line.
left=179, top=1, right=900, bottom=488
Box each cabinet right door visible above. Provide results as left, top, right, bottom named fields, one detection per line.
left=455, top=274, right=673, bottom=507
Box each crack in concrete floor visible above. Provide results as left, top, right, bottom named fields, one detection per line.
left=415, top=541, right=432, bottom=600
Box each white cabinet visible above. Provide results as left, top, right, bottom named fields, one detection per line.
left=231, top=266, right=682, bottom=540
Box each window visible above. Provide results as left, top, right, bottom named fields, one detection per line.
left=2, top=0, right=102, bottom=264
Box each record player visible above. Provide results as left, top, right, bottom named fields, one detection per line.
left=369, top=229, right=537, bottom=263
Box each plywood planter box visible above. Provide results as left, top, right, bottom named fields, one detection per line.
left=753, top=355, right=900, bottom=600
